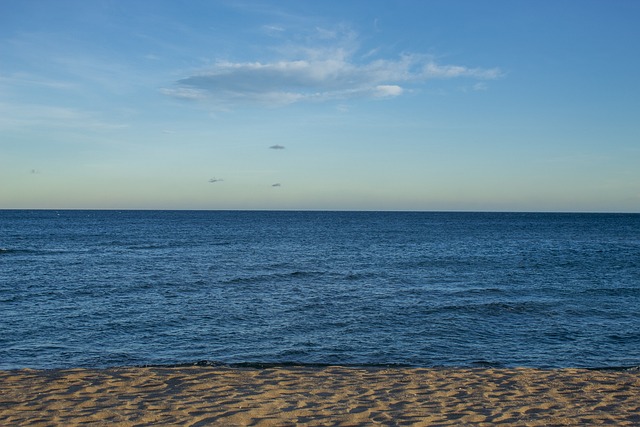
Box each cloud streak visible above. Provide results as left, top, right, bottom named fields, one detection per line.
left=0, top=102, right=127, bottom=131
left=163, top=30, right=501, bottom=108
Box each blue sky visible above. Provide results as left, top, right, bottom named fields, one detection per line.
left=2, top=0, right=639, bottom=211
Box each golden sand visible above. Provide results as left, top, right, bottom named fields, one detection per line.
left=1, top=366, right=638, bottom=426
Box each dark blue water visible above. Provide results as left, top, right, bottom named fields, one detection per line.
left=1, top=210, right=639, bottom=370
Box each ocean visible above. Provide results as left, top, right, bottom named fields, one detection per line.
left=1, top=210, right=638, bottom=370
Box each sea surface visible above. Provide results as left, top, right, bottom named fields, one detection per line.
left=1, top=210, right=639, bottom=370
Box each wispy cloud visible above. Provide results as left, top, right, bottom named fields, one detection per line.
left=162, top=28, right=501, bottom=108
left=0, top=73, right=76, bottom=90
left=0, top=102, right=128, bottom=131
left=262, top=24, right=285, bottom=36
left=472, top=82, right=489, bottom=91
left=422, top=62, right=501, bottom=79
left=160, top=87, right=210, bottom=101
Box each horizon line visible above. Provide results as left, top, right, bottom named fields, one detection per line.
left=1, top=208, right=638, bottom=215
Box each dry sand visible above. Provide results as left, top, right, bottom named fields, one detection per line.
left=1, top=365, right=638, bottom=426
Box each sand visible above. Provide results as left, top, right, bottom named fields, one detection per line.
left=0, top=366, right=638, bottom=426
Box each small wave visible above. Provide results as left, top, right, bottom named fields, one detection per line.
left=447, top=287, right=507, bottom=297
left=470, top=360, right=505, bottom=368
left=0, top=247, right=78, bottom=257
left=139, top=360, right=416, bottom=370
left=344, top=271, right=379, bottom=281
left=140, top=360, right=227, bottom=368
left=126, top=244, right=172, bottom=250
left=221, top=270, right=382, bottom=286
left=222, top=270, right=327, bottom=285
left=587, top=365, right=640, bottom=372
left=431, top=300, right=550, bottom=316
left=580, top=287, right=640, bottom=297
left=607, top=331, right=640, bottom=343
left=142, top=360, right=640, bottom=371
left=0, top=248, right=38, bottom=255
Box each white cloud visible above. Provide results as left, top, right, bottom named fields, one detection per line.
left=162, top=29, right=501, bottom=108
left=374, top=85, right=403, bottom=98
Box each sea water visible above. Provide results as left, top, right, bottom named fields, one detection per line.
left=1, top=210, right=638, bottom=370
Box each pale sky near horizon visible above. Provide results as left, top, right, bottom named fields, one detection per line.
left=2, top=0, right=639, bottom=212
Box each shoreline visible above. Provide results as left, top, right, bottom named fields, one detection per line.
left=1, top=366, right=638, bottom=426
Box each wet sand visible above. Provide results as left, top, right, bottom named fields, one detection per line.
left=1, top=366, right=638, bottom=426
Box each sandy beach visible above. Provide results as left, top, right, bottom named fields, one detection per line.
left=0, top=366, right=638, bottom=426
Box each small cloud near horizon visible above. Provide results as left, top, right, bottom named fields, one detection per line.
left=272, top=183, right=281, bottom=187
left=269, top=144, right=285, bottom=149
left=208, top=177, right=224, bottom=183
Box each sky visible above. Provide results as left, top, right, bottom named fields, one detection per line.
left=2, top=0, right=639, bottom=212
